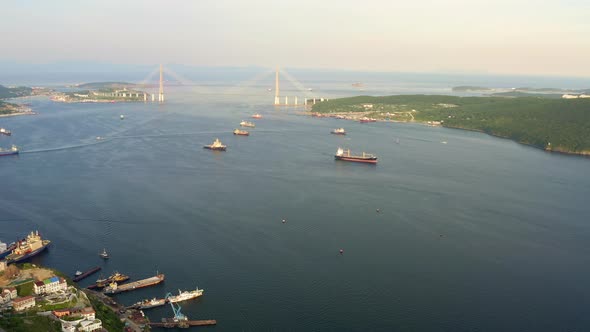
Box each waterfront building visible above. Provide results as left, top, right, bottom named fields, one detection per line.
left=34, top=276, right=67, bottom=294
left=12, top=295, right=35, bottom=311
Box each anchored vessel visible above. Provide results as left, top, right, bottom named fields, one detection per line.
left=5, top=231, right=51, bottom=263
left=359, top=117, right=377, bottom=123
left=203, top=138, right=227, bottom=151
left=72, top=266, right=102, bottom=282
left=251, top=113, right=262, bottom=119
left=335, top=148, right=378, bottom=164
left=0, top=128, right=11, bottom=136
left=99, top=248, right=109, bottom=259
left=233, top=129, right=249, bottom=136
left=240, top=121, right=255, bottom=128
left=0, top=145, right=19, bottom=157
left=331, top=128, right=346, bottom=135
left=103, top=273, right=165, bottom=294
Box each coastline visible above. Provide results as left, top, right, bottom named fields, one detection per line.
left=306, top=111, right=590, bottom=157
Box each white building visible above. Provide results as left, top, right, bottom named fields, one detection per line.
left=0, top=288, right=17, bottom=304
left=34, top=276, right=68, bottom=295
left=77, top=319, right=102, bottom=332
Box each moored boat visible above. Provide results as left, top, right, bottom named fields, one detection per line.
left=334, top=148, right=377, bottom=164
left=331, top=128, right=346, bottom=135
left=0, top=145, right=19, bottom=157
left=90, top=271, right=130, bottom=288
left=203, top=138, right=227, bottom=151
left=0, top=240, right=17, bottom=259
left=240, top=121, right=255, bottom=128
left=359, top=117, right=377, bottom=123
left=129, top=297, right=167, bottom=310
left=168, top=287, right=204, bottom=303
left=0, top=128, right=11, bottom=136
left=233, top=129, right=249, bottom=136
left=5, top=231, right=51, bottom=263
left=104, top=273, right=165, bottom=295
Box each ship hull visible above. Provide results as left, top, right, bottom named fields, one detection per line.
left=203, top=146, right=226, bottom=151
left=72, top=266, right=102, bottom=282
left=331, top=132, right=346, bottom=135
left=0, top=243, right=16, bottom=259
left=233, top=132, right=249, bottom=136
left=104, top=274, right=165, bottom=295
left=6, top=242, right=50, bottom=263
left=0, top=151, right=19, bottom=157
left=335, top=156, right=378, bottom=164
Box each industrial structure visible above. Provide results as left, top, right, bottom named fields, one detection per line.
left=273, top=67, right=327, bottom=107
left=159, top=64, right=165, bottom=103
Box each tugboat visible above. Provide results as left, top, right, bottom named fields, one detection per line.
left=203, top=138, right=227, bottom=151
left=93, top=271, right=130, bottom=288
left=0, top=128, right=11, bottom=136
left=331, top=128, right=346, bottom=135
left=5, top=231, right=51, bottom=263
left=99, top=248, right=109, bottom=259
left=240, top=121, right=255, bottom=128
left=251, top=113, right=262, bottom=119
left=233, top=129, right=249, bottom=136
left=0, top=145, right=19, bottom=157
left=334, top=147, right=377, bottom=164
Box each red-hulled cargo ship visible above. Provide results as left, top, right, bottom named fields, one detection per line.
left=335, top=148, right=377, bottom=164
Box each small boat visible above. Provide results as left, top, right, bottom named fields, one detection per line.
left=203, top=138, right=227, bottom=151
left=99, top=248, right=109, bottom=259
left=96, top=136, right=102, bottom=140
left=335, top=147, right=377, bottom=164
left=120, top=115, right=125, bottom=120
left=0, top=145, right=19, bottom=157
left=251, top=113, right=262, bottom=119
left=240, top=121, right=255, bottom=128
left=331, top=128, right=346, bottom=135
left=0, top=128, right=11, bottom=136
left=72, top=266, right=102, bottom=282
left=233, top=129, right=249, bottom=136
left=92, top=271, right=130, bottom=288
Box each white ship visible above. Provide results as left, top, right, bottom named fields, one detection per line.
left=167, top=287, right=204, bottom=303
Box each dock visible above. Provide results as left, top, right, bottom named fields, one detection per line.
left=104, top=274, right=165, bottom=295
left=149, top=319, right=217, bottom=328
left=73, top=266, right=101, bottom=282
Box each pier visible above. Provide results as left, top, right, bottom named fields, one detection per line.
left=149, top=319, right=217, bottom=328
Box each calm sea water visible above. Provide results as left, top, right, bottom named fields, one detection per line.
left=1, top=78, right=590, bottom=331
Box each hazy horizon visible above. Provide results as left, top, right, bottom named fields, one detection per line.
left=2, top=0, right=589, bottom=78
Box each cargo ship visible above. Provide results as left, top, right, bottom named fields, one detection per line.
left=5, top=231, right=51, bottom=263
left=128, top=297, right=167, bottom=310
left=251, top=113, right=262, bottom=119
left=0, top=128, right=11, bottom=136
left=168, top=287, right=204, bottom=303
left=203, top=138, right=226, bottom=151
left=331, top=128, right=346, bottom=135
left=88, top=271, right=130, bottom=289
left=233, top=129, right=249, bottom=136
left=104, top=273, right=165, bottom=295
left=335, top=148, right=377, bottom=164
left=72, top=266, right=102, bottom=282
left=0, top=145, right=19, bottom=157
left=240, top=121, right=255, bottom=128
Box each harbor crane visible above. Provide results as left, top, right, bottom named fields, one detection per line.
left=164, top=292, right=189, bottom=328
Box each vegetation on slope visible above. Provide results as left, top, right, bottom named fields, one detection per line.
left=312, top=95, right=590, bottom=154
left=0, top=85, right=33, bottom=99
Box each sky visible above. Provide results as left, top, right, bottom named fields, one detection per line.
left=2, top=0, right=589, bottom=77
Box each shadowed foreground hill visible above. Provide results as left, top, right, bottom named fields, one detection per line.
left=312, top=95, right=590, bottom=155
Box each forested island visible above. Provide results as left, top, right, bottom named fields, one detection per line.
left=0, top=85, right=37, bottom=116
left=311, top=95, right=590, bottom=156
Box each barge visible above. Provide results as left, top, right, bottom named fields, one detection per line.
left=72, top=266, right=102, bottom=282
left=104, top=273, right=165, bottom=295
